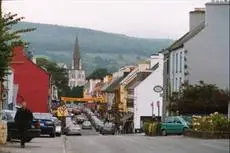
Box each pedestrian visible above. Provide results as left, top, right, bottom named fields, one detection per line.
left=14, top=101, right=33, bottom=148
left=119, top=124, right=123, bottom=134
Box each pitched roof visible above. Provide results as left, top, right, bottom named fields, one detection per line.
left=128, top=81, right=142, bottom=90
left=104, top=77, right=124, bottom=93
left=166, top=21, right=205, bottom=51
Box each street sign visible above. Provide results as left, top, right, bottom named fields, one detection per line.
left=153, top=85, right=163, bottom=93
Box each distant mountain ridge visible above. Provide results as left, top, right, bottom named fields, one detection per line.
left=16, top=21, right=173, bottom=74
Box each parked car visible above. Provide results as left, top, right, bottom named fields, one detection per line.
left=82, top=121, right=92, bottom=129
left=160, top=116, right=189, bottom=136
left=33, top=113, right=56, bottom=137
left=101, top=122, right=115, bottom=135
left=64, top=122, right=81, bottom=135
left=52, top=117, right=62, bottom=136
left=76, top=115, right=87, bottom=124
left=95, top=120, right=104, bottom=132
left=2, top=110, right=41, bottom=142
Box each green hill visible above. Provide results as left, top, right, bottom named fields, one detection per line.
left=16, top=22, right=173, bottom=74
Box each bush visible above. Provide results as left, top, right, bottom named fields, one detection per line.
left=143, top=122, right=161, bottom=136
left=143, top=122, right=151, bottom=135
left=192, top=112, right=230, bottom=132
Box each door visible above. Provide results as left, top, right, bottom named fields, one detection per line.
left=165, top=117, right=175, bottom=134
left=173, top=117, right=184, bottom=134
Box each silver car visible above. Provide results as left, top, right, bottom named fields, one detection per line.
left=65, top=123, right=81, bottom=136
left=82, top=121, right=92, bottom=129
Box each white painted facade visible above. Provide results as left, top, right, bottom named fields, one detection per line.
left=169, top=1, right=229, bottom=91
left=170, top=48, right=186, bottom=92
left=2, top=69, right=14, bottom=110
left=133, top=54, right=164, bottom=130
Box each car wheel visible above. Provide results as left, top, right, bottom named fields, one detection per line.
left=25, top=137, right=33, bottom=142
left=161, top=130, right=167, bottom=136
left=56, top=133, right=61, bottom=137
left=50, top=133, right=55, bottom=138
left=182, top=128, right=188, bottom=135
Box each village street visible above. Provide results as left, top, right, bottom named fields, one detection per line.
left=1, top=134, right=229, bottom=153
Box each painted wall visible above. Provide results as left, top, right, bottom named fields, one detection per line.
left=134, top=54, right=163, bottom=130
left=185, top=2, right=229, bottom=89
left=11, top=46, right=50, bottom=113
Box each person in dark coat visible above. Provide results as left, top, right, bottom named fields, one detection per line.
left=14, top=101, right=33, bottom=148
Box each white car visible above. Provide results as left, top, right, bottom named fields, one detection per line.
left=65, top=123, right=81, bottom=136
left=82, top=121, right=92, bottom=129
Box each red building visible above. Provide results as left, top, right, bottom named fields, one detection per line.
left=11, top=46, right=50, bottom=113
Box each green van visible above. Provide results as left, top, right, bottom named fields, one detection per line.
left=161, top=116, right=190, bottom=136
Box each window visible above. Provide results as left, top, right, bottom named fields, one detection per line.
left=172, top=54, right=175, bottom=73
left=166, top=117, right=174, bottom=123
left=179, top=77, right=182, bottom=89
left=166, top=59, right=169, bottom=74
left=176, top=53, right=178, bottom=73
left=175, top=78, right=178, bottom=91
left=180, top=52, right=182, bottom=72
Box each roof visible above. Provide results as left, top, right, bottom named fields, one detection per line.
left=11, top=46, right=49, bottom=75
left=104, top=77, right=124, bottom=93
left=166, top=21, right=205, bottom=51
left=94, top=82, right=104, bottom=92
left=128, top=81, right=142, bottom=90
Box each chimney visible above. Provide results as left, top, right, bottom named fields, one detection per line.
left=189, top=8, right=205, bottom=31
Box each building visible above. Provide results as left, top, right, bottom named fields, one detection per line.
left=162, top=1, right=229, bottom=95
left=68, top=36, right=86, bottom=88
left=133, top=54, right=164, bottom=132
left=2, top=69, right=14, bottom=110
left=11, top=46, right=50, bottom=113
left=119, top=54, right=164, bottom=133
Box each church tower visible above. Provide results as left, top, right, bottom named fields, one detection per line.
left=68, top=36, right=86, bottom=88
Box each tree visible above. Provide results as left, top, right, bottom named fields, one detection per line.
left=168, top=81, right=229, bottom=115
left=67, top=86, right=84, bottom=98
left=0, top=12, right=35, bottom=110
left=36, top=58, right=69, bottom=97
left=87, top=68, right=111, bottom=80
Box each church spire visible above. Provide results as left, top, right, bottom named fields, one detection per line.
left=73, top=36, right=81, bottom=70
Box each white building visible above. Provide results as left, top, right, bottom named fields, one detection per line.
left=167, top=1, right=229, bottom=92
left=68, top=36, right=86, bottom=88
left=2, top=69, right=14, bottom=110
left=122, top=54, right=164, bottom=132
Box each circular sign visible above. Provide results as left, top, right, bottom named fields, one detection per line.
left=153, top=85, right=163, bottom=93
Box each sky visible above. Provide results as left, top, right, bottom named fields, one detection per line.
left=3, top=0, right=209, bottom=39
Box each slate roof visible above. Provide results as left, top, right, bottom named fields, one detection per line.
left=163, top=21, right=205, bottom=52
left=104, top=77, right=124, bottom=93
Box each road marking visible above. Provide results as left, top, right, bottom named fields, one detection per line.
left=63, top=136, right=67, bottom=153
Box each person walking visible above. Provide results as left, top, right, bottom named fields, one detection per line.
left=14, top=101, right=33, bottom=148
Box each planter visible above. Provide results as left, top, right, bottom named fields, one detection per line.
left=0, top=120, right=7, bottom=144
left=184, top=129, right=230, bottom=139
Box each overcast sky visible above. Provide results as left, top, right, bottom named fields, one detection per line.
left=3, top=0, right=209, bottom=39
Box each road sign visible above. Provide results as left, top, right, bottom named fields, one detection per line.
left=153, top=85, right=163, bottom=93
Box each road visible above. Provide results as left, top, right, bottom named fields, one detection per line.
left=65, top=135, right=229, bottom=153
left=1, top=132, right=229, bottom=153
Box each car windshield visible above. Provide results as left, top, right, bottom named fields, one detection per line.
left=104, top=123, right=113, bottom=128
left=181, top=116, right=192, bottom=123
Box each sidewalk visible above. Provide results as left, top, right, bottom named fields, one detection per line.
left=0, top=136, right=65, bottom=153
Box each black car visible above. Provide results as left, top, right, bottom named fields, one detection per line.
left=2, top=110, right=41, bottom=142
left=33, top=113, right=56, bottom=137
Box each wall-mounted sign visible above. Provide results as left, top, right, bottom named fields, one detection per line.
left=153, top=85, right=163, bottom=93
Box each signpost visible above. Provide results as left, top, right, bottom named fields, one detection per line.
left=153, top=85, right=163, bottom=120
